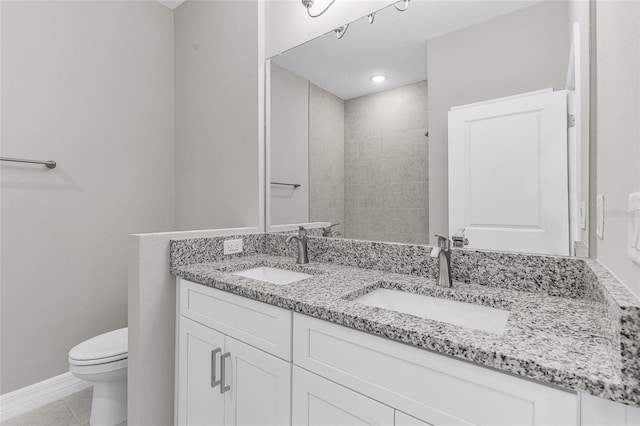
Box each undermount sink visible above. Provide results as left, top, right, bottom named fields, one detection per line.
left=231, top=266, right=313, bottom=285
left=354, top=288, right=510, bottom=335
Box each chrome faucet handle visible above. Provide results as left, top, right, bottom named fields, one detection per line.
left=452, top=228, right=469, bottom=248
left=322, top=223, right=340, bottom=237
left=286, top=226, right=307, bottom=243
left=431, top=234, right=450, bottom=258
left=434, top=234, right=450, bottom=250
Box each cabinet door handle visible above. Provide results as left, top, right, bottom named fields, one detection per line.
left=220, top=352, right=231, bottom=394
left=210, top=348, right=221, bottom=388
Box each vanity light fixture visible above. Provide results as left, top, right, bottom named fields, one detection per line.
left=309, top=0, right=409, bottom=41
left=371, top=75, right=387, bottom=83
left=395, top=0, right=410, bottom=12
left=335, top=25, right=349, bottom=39
left=302, top=0, right=336, bottom=18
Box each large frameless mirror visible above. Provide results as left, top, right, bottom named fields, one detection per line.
left=266, top=0, right=590, bottom=257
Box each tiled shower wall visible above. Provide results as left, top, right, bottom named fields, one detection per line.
left=309, top=83, right=345, bottom=234
left=344, top=80, right=429, bottom=244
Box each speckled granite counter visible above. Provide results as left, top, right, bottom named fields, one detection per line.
left=170, top=233, right=640, bottom=407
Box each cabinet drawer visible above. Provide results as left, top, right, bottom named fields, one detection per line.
left=293, top=313, right=577, bottom=426
left=179, top=278, right=292, bottom=360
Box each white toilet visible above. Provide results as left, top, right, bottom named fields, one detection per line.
left=69, top=328, right=128, bottom=426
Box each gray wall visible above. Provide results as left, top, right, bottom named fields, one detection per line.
left=128, top=227, right=260, bottom=426
left=269, top=64, right=309, bottom=225
left=427, top=0, right=570, bottom=242
left=344, top=81, right=429, bottom=244
left=175, top=0, right=259, bottom=231
left=309, top=83, right=345, bottom=232
left=0, top=1, right=175, bottom=393
left=596, top=1, right=640, bottom=297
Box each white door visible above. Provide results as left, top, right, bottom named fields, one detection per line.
left=292, top=366, right=394, bottom=426
left=177, top=317, right=226, bottom=426
left=448, top=90, right=569, bottom=255
left=224, top=336, right=291, bottom=426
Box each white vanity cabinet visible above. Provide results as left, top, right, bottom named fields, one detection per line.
left=176, top=279, right=292, bottom=426
left=176, top=278, right=634, bottom=426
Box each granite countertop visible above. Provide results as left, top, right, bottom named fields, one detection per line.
left=171, top=253, right=627, bottom=403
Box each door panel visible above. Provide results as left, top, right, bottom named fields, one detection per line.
left=292, top=366, right=394, bottom=426
left=224, top=337, right=291, bottom=426
left=448, top=90, right=569, bottom=255
left=177, top=317, right=226, bottom=426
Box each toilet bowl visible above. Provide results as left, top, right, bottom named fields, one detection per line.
left=69, top=328, right=128, bottom=426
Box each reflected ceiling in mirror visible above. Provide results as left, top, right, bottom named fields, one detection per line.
left=272, top=0, right=540, bottom=100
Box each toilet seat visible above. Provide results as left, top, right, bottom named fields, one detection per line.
left=69, top=327, right=127, bottom=366
left=69, top=352, right=127, bottom=366
left=69, top=357, right=128, bottom=376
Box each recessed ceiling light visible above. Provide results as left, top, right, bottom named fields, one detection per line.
left=371, top=75, right=386, bottom=83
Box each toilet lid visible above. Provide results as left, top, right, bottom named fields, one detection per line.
left=69, top=327, right=128, bottom=362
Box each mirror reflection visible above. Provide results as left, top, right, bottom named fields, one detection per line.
left=268, top=0, right=590, bottom=257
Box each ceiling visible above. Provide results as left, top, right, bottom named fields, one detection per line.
left=272, top=0, right=541, bottom=100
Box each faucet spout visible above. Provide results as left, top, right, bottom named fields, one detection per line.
left=285, top=235, right=299, bottom=244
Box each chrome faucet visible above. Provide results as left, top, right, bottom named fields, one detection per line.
left=430, top=234, right=452, bottom=288
left=322, top=223, right=341, bottom=237
left=452, top=228, right=469, bottom=248
left=286, top=226, right=309, bottom=264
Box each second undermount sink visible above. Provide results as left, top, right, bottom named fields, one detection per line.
left=231, top=266, right=313, bottom=285
left=354, top=288, right=510, bottom=335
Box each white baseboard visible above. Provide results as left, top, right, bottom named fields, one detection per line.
left=0, top=372, right=92, bottom=422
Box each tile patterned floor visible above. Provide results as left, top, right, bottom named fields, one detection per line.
left=0, top=387, right=127, bottom=426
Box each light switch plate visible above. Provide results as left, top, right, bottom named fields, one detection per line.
left=629, top=192, right=640, bottom=265
left=223, top=238, right=243, bottom=255
left=596, top=195, right=604, bottom=240
left=580, top=201, right=587, bottom=230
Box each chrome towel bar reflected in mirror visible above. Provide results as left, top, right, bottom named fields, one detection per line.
left=0, top=157, right=56, bottom=169
left=270, top=181, right=301, bottom=189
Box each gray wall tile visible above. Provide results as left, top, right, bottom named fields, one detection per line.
left=344, top=80, right=429, bottom=242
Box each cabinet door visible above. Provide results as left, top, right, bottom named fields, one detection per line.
left=395, top=411, right=433, bottom=426
left=581, top=393, right=640, bottom=426
left=177, top=317, right=226, bottom=426
left=223, top=336, right=291, bottom=426
left=292, top=366, right=394, bottom=426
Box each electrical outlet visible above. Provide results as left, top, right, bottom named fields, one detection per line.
left=223, top=238, right=243, bottom=255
